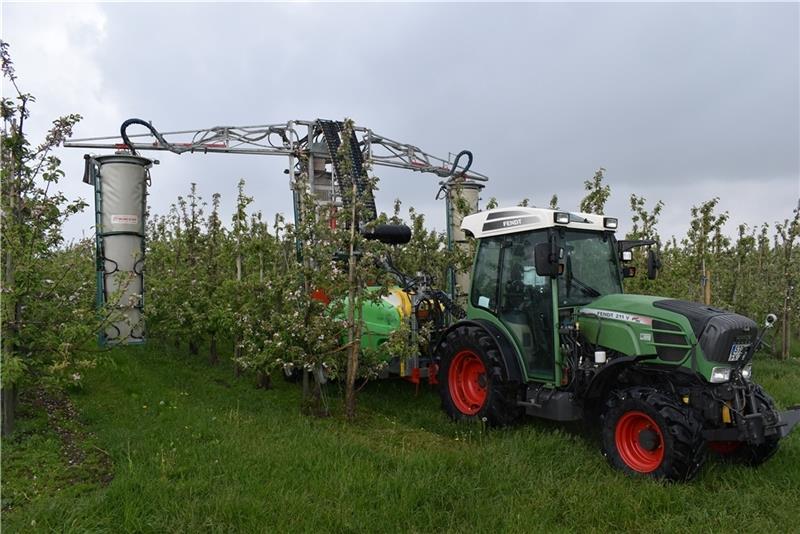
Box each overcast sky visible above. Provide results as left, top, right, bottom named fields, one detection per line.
left=3, top=2, right=799, bottom=243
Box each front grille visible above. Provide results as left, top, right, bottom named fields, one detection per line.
left=653, top=319, right=682, bottom=332
left=653, top=332, right=688, bottom=346
left=655, top=345, right=689, bottom=362
left=652, top=319, right=690, bottom=362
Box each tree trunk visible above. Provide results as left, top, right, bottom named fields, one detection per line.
left=345, top=181, right=359, bottom=421
left=233, top=251, right=243, bottom=378
left=301, top=370, right=310, bottom=414
left=703, top=265, right=712, bottom=306
left=299, top=242, right=312, bottom=406
left=2, top=124, right=20, bottom=439
left=732, top=255, right=741, bottom=312
left=299, top=370, right=328, bottom=417
left=781, top=228, right=795, bottom=359
left=311, top=374, right=329, bottom=418
left=1, top=385, right=19, bottom=437
left=188, top=339, right=199, bottom=355
left=256, top=371, right=272, bottom=390
left=208, top=335, right=219, bottom=366
left=782, top=309, right=791, bottom=360
left=345, top=317, right=359, bottom=421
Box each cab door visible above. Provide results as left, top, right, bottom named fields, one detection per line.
left=470, top=231, right=555, bottom=380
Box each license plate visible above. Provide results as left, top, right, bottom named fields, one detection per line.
left=728, top=342, right=750, bottom=362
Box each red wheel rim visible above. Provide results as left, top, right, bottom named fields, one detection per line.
left=448, top=350, right=487, bottom=415
left=615, top=411, right=665, bottom=473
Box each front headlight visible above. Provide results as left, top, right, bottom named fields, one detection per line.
left=710, top=366, right=732, bottom=383
left=741, top=363, right=753, bottom=380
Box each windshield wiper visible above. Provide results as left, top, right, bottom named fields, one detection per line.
left=565, top=256, right=602, bottom=298
left=572, top=276, right=601, bottom=298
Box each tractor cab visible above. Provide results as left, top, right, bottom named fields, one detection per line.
left=463, top=207, right=624, bottom=384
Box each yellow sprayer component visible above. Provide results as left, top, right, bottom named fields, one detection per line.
left=722, top=404, right=732, bottom=424
left=382, top=287, right=413, bottom=318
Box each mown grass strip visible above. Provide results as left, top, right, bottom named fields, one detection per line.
left=2, top=345, right=799, bottom=533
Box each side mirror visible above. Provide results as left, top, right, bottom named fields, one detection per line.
left=622, top=266, right=637, bottom=278
left=646, top=249, right=661, bottom=280
left=621, top=250, right=633, bottom=262
left=534, top=242, right=562, bottom=277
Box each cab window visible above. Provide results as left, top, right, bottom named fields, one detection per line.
left=471, top=237, right=502, bottom=310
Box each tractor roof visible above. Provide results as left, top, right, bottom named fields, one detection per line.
left=461, top=206, right=615, bottom=239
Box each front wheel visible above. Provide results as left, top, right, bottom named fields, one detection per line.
left=601, top=387, right=705, bottom=481
left=438, top=325, right=521, bottom=427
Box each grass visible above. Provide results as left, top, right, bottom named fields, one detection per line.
left=2, top=344, right=800, bottom=533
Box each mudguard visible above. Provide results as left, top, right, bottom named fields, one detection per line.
left=583, top=356, right=639, bottom=402
left=581, top=356, right=696, bottom=403
left=436, top=319, right=524, bottom=383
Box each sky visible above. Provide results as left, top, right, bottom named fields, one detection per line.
left=2, top=2, right=799, bottom=243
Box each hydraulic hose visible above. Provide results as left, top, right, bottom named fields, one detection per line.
left=435, top=149, right=475, bottom=200
left=448, top=149, right=473, bottom=177
left=120, top=118, right=191, bottom=156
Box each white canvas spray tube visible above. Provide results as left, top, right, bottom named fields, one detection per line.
left=86, top=154, right=152, bottom=345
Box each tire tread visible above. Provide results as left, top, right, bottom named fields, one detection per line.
left=601, top=386, right=705, bottom=481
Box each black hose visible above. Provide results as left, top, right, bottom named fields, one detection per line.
left=120, top=118, right=189, bottom=156
left=435, top=149, right=473, bottom=199
left=449, top=149, right=473, bottom=177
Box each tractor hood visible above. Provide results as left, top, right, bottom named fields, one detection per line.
left=578, top=294, right=758, bottom=368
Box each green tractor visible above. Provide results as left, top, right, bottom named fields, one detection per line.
left=430, top=206, right=800, bottom=481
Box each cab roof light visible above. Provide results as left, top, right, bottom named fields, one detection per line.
left=604, top=217, right=618, bottom=229
left=554, top=212, right=570, bottom=224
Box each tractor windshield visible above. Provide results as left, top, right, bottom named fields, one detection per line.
left=557, top=230, right=622, bottom=307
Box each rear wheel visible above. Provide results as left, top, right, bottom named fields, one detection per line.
left=601, top=387, right=705, bottom=481
left=438, top=325, right=521, bottom=426
left=448, top=350, right=488, bottom=415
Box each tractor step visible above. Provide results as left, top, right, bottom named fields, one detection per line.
left=519, top=387, right=583, bottom=421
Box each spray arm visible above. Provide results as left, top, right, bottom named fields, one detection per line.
left=68, top=118, right=489, bottom=182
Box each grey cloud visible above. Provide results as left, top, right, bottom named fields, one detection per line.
left=4, top=2, right=798, bottom=243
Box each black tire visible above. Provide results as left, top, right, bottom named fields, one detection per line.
left=437, top=325, right=521, bottom=427
left=711, top=384, right=780, bottom=466
left=601, top=387, right=706, bottom=481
